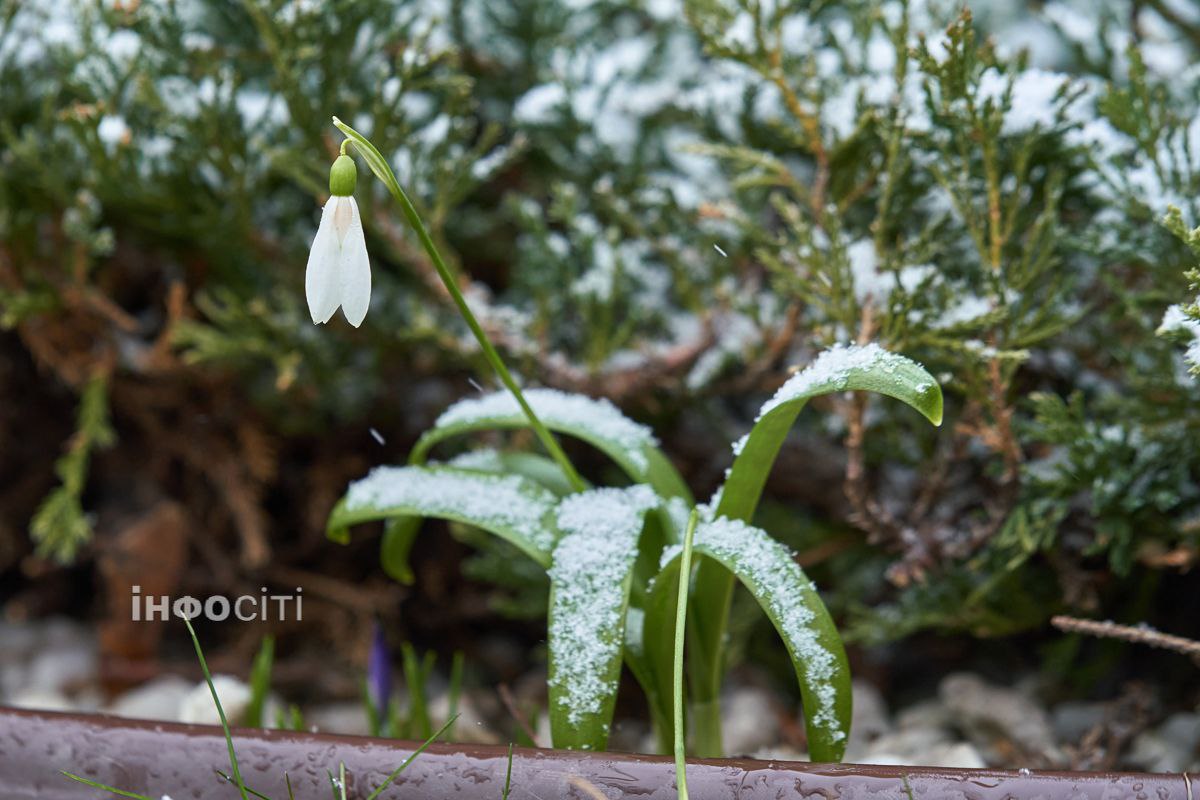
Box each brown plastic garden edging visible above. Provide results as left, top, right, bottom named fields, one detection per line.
left=0, top=706, right=1191, bottom=799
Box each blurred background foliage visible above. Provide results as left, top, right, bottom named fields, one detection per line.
left=1, top=0, right=1199, bottom=702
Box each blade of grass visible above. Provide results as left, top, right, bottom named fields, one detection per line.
left=502, top=743, right=514, bottom=800
left=339, top=762, right=348, bottom=800
left=365, top=714, right=459, bottom=800
left=402, top=643, right=432, bottom=739
left=288, top=704, right=305, bottom=732
left=216, top=771, right=274, bottom=800
left=61, top=771, right=153, bottom=800
left=447, top=650, right=464, bottom=739
left=285, top=773, right=296, bottom=800
left=673, top=509, right=698, bottom=800
left=246, top=635, right=274, bottom=728
left=184, top=617, right=249, bottom=800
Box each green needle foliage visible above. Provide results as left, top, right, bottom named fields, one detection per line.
left=29, top=371, right=115, bottom=563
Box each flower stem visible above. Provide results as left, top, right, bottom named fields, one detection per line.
left=673, top=508, right=699, bottom=800
left=332, top=117, right=586, bottom=492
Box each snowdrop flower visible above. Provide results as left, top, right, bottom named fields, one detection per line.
left=306, top=154, right=371, bottom=326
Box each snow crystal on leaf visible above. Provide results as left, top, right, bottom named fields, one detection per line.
left=548, top=486, right=659, bottom=727
left=756, top=343, right=917, bottom=420
left=436, top=388, right=657, bottom=471
left=345, top=466, right=556, bottom=554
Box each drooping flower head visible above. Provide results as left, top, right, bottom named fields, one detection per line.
left=305, top=153, right=371, bottom=327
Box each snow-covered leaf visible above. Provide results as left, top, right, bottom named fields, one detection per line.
left=718, top=343, right=942, bottom=522
left=411, top=388, right=692, bottom=503
left=547, top=485, right=660, bottom=750
left=658, top=516, right=851, bottom=762
left=327, top=466, right=561, bottom=579
left=688, top=343, right=942, bottom=756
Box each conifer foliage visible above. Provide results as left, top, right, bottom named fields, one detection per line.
left=2, top=0, right=1199, bottom=646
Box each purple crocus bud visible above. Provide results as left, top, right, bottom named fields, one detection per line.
left=367, top=622, right=392, bottom=723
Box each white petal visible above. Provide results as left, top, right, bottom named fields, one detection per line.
left=305, top=198, right=341, bottom=324
left=338, top=197, right=371, bottom=327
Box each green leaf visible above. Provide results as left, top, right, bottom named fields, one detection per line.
left=717, top=343, right=942, bottom=522
left=691, top=343, right=942, bottom=757
left=380, top=517, right=421, bottom=584
left=443, top=448, right=587, bottom=496
left=376, top=451, right=581, bottom=584
left=245, top=635, right=274, bottom=728
left=327, top=465, right=560, bottom=569
left=622, top=498, right=692, bottom=753
left=410, top=388, right=693, bottom=503
left=660, top=517, right=852, bottom=762
left=547, top=485, right=660, bottom=750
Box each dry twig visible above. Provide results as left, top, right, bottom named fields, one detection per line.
left=1052, top=615, right=1200, bottom=664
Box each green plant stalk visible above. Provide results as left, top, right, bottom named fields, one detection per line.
left=686, top=565, right=730, bottom=757
left=447, top=650, right=465, bottom=739
left=674, top=509, right=699, bottom=799
left=184, top=617, right=249, bottom=800
left=331, top=117, right=585, bottom=493
left=502, top=743, right=514, bottom=800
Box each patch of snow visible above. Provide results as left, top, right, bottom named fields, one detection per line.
left=933, top=295, right=992, bottom=328
left=514, top=83, right=568, bottom=125
left=757, top=344, right=921, bottom=420
left=848, top=239, right=935, bottom=304
left=1159, top=304, right=1200, bottom=375
left=977, top=68, right=1072, bottom=134
left=97, top=115, right=129, bottom=149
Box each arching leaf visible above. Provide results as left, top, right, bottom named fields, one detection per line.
left=717, top=343, right=942, bottom=521
left=327, top=466, right=560, bottom=571
left=410, top=388, right=693, bottom=503
left=659, top=516, right=851, bottom=762
left=547, top=485, right=660, bottom=750
left=690, top=343, right=943, bottom=757
left=443, top=448, right=585, bottom=496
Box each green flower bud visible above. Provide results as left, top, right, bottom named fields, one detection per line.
left=329, top=154, right=357, bottom=197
